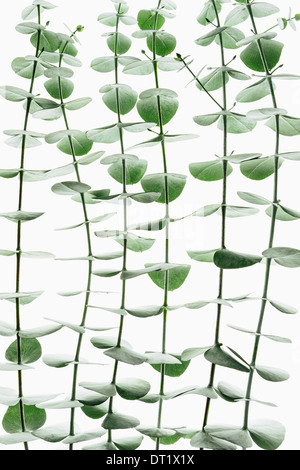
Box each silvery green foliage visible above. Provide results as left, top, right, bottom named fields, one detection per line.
left=179, top=0, right=300, bottom=451
left=0, top=0, right=63, bottom=450
left=0, top=0, right=300, bottom=452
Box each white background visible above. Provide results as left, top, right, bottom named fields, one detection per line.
left=0, top=0, right=300, bottom=451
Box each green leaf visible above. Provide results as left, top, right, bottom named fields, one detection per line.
left=5, top=338, right=41, bottom=364
left=236, top=79, right=271, bottom=103
left=181, top=346, right=212, bottom=361
left=251, top=3, right=280, bottom=18
left=0, top=86, right=34, bottom=102
left=113, top=435, right=144, bottom=451
left=237, top=191, right=271, bottom=205
left=64, top=97, right=92, bottom=111
left=137, top=426, right=176, bottom=438
left=191, top=431, right=237, bottom=450
left=3, top=405, right=46, bottom=434
left=150, top=354, right=190, bottom=377
left=43, top=354, right=74, bottom=368
left=104, top=347, right=147, bottom=365
left=248, top=420, right=285, bottom=450
left=0, top=432, right=38, bottom=445
left=91, top=336, right=130, bottom=350
left=81, top=403, right=109, bottom=419
left=196, top=69, right=229, bottom=92
left=57, top=132, right=93, bottom=157
left=32, top=425, right=69, bottom=443
left=31, top=30, right=59, bottom=52
left=137, top=92, right=179, bottom=125
left=241, top=39, right=284, bottom=72
left=214, top=249, right=262, bottom=269
left=187, top=249, right=217, bottom=263
left=265, top=205, right=300, bottom=222
left=80, top=382, right=116, bottom=397
left=268, top=299, right=298, bottom=315
left=116, top=378, right=151, bottom=400
left=20, top=324, right=62, bottom=339
left=62, top=430, right=106, bottom=445
left=51, top=181, right=91, bottom=195
left=266, top=115, right=300, bottom=136
left=100, top=84, right=137, bottom=115
left=215, top=27, right=245, bottom=49
left=240, top=156, right=282, bottom=180
left=205, top=345, right=250, bottom=372
left=141, top=173, right=186, bottom=203
left=145, top=263, right=191, bottom=291
left=222, top=205, right=259, bottom=218
left=225, top=5, right=249, bottom=26
left=205, top=425, right=252, bottom=449
left=108, top=159, right=147, bottom=185
left=197, top=1, right=221, bottom=26
left=12, top=57, right=44, bottom=79
left=0, top=211, right=44, bottom=223
left=44, top=77, right=74, bottom=99
left=83, top=441, right=117, bottom=450
left=190, top=161, right=233, bottom=182
left=117, top=233, right=155, bottom=252
left=107, top=32, right=132, bottom=55
left=218, top=112, right=256, bottom=134
left=147, top=32, right=176, bottom=56
left=102, top=412, right=139, bottom=430
left=256, top=366, right=290, bottom=382
left=127, top=305, right=162, bottom=318
left=137, top=9, right=165, bottom=30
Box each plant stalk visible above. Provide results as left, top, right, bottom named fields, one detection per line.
left=152, top=0, right=171, bottom=451
left=57, top=36, right=94, bottom=451
left=15, top=5, right=42, bottom=450
left=242, top=0, right=280, bottom=434
left=107, top=5, right=129, bottom=445
left=201, top=0, right=228, bottom=435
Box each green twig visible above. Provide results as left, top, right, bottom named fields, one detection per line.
left=15, top=4, right=42, bottom=451
left=242, top=0, right=280, bottom=434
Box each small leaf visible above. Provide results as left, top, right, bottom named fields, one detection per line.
left=145, top=263, right=191, bottom=291
left=141, top=173, right=186, bottom=203
left=190, top=161, right=233, bottom=182
left=150, top=354, right=190, bottom=377
left=113, top=435, right=144, bottom=451
left=116, top=378, right=151, bottom=400
left=240, top=39, right=284, bottom=72
left=32, top=425, right=70, bottom=443
left=205, top=345, right=250, bottom=373
left=137, top=9, right=165, bottom=30
left=5, top=338, right=42, bottom=364
left=137, top=426, right=175, bottom=438
left=3, top=405, right=46, bottom=434
left=79, top=382, right=116, bottom=397
left=147, top=32, right=176, bottom=56
left=214, top=249, right=262, bottom=269
left=104, top=347, right=147, bottom=366
left=248, top=420, right=285, bottom=450
left=137, top=92, right=179, bottom=125
left=205, top=425, right=252, bottom=449
left=44, top=77, right=74, bottom=100
left=191, top=431, right=237, bottom=450
left=237, top=191, right=271, bottom=205
left=102, top=412, right=139, bottom=430
left=256, top=366, right=290, bottom=382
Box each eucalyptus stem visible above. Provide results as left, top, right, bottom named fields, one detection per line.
left=15, top=5, right=42, bottom=450
left=106, top=6, right=129, bottom=445
left=201, top=0, right=228, bottom=432
left=152, top=0, right=171, bottom=451
left=242, top=0, right=280, bottom=434
left=57, top=34, right=94, bottom=451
